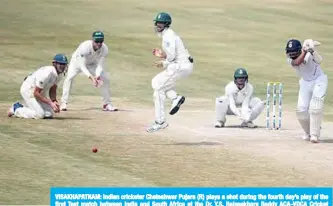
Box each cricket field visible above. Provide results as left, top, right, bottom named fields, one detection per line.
left=1, top=0, right=333, bottom=204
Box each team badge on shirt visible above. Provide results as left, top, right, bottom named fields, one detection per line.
left=164, top=41, right=170, bottom=48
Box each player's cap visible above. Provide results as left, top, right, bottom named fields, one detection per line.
left=53, top=54, right=68, bottom=64
left=92, top=31, right=104, bottom=42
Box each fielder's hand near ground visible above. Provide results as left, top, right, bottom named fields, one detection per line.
left=50, top=101, right=60, bottom=113
left=89, top=75, right=102, bottom=87
left=240, top=108, right=251, bottom=122
left=96, top=76, right=104, bottom=87
left=234, top=110, right=243, bottom=121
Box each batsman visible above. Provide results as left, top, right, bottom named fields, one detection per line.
left=215, top=68, right=266, bottom=128
left=285, top=38, right=328, bottom=143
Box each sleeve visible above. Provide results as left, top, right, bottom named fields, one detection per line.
left=228, top=94, right=240, bottom=116
left=303, top=52, right=312, bottom=64
left=95, top=46, right=108, bottom=77
left=77, top=45, right=93, bottom=78
left=241, top=85, right=253, bottom=111
left=35, top=71, right=50, bottom=89
left=162, top=36, right=176, bottom=68
left=225, top=85, right=240, bottom=116
left=312, top=51, right=323, bottom=64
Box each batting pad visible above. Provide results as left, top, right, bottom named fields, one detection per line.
left=309, top=97, right=325, bottom=137
left=215, top=96, right=229, bottom=123
left=296, top=110, right=310, bottom=135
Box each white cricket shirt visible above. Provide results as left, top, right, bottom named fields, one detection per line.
left=225, top=81, right=254, bottom=105
left=23, top=66, right=62, bottom=96
left=161, top=28, right=191, bottom=66
left=71, top=40, right=108, bottom=77
left=72, top=40, right=108, bottom=65
left=287, top=53, right=324, bottom=81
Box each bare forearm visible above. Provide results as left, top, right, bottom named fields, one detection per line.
left=49, top=86, right=57, bottom=101
left=34, top=92, right=52, bottom=105
left=292, top=50, right=307, bottom=66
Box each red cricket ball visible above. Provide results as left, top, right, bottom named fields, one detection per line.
left=92, top=147, right=98, bottom=153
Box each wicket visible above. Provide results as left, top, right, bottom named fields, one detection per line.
left=266, top=82, right=283, bottom=130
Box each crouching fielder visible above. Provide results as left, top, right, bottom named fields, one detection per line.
left=285, top=39, right=327, bottom=143
left=147, top=12, right=194, bottom=133
left=8, top=54, right=68, bottom=119
left=60, top=31, right=117, bottom=112
left=215, top=68, right=265, bottom=128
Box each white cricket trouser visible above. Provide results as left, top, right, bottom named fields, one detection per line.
left=152, top=62, right=193, bottom=123
left=297, top=74, right=328, bottom=112
left=61, top=59, right=112, bottom=105
left=215, top=96, right=264, bottom=123
left=14, top=81, right=53, bottom=119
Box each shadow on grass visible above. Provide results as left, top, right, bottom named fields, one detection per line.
left=224, top=125, right=267, bottom=129
left=320, top=139, right=333, bottom=144
left=157, top=141, right=223, bottom=146
left=53, top=116, right=91, bottom=120
left=81, top=107, right=135, bottom=112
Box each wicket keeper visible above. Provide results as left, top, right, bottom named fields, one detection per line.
left=214, top=68, right=266, bottom=128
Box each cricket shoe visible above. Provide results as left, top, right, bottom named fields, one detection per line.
left=8, top=102, right=23, bottom=117
left=310, top=135, right=320, bottom=143
left=103, top=104, right=118, bottom=111
left=60, top=103, right=67, bottom=111
left=241, top=121, right=257, bottom=128
left=302, top=134, right=311, bottom=141
left=169, top=96, right=185, bottom=115
left=214, top=121, right=225, bottom=128
left=146, top=121, right=169, bottom=133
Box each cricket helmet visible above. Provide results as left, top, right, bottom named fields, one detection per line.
left=234, top=68, right=248, bottom=88
left=53, top=54, right=68, bottom=64
left=92, top=31, right=104, bottom=42
left=53, top=54, right=68, bottom=74
left=285, top=39, right=302, bottom=59
left=154, top=12, right=172, bottom=27
left=234, top=68, right=248, bottom=79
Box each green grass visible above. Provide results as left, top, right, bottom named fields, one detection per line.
left=1, top=0, right=333, bottom=204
